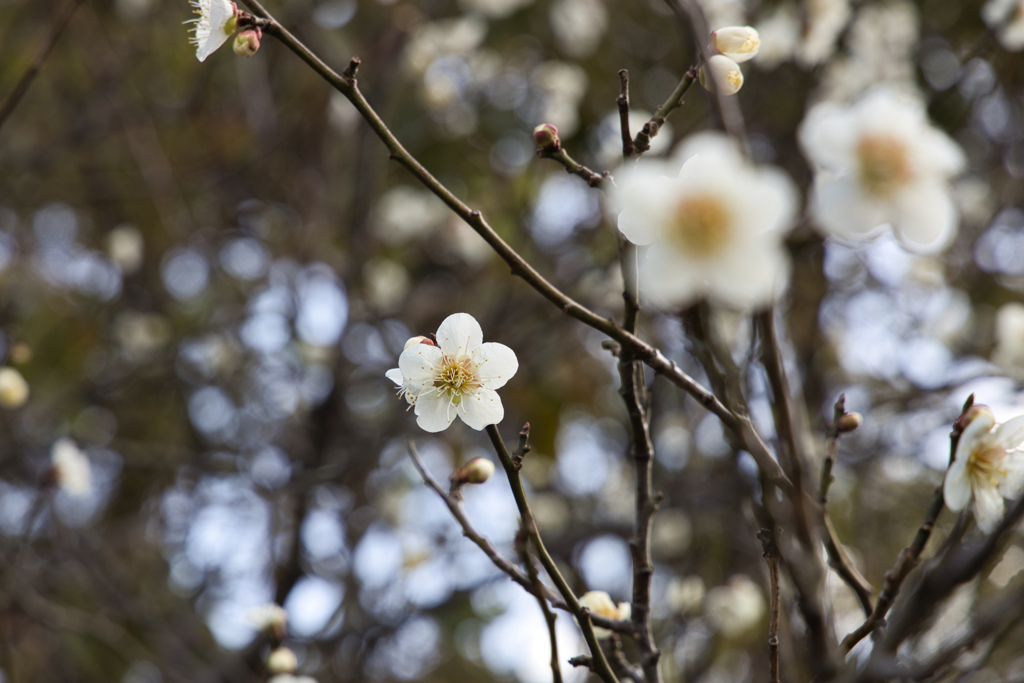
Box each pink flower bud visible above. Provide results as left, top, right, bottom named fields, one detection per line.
left=533, top=123, right=561, bottom=152
left=233, top=27, right=261, bottom=57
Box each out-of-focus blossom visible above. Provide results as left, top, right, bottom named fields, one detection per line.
left=799, top=88, right=966, bottom=253
left=363, top=258, right=410, bottom=313
left=549, top=0, right=608, bottom=57
left=666, top=576, right=705, bottom=614
left=186, top=0, right=238, bottom=62
left=610, top=132, right=797, bottom=309
left=705, top=575, right=765, bottom=638
left=710, top=26, right=760, bottom=63
left=248, top=603, right=288, bottom=639
left=106, top=225, right=144, bottom=274
left=267, top=647, right=298, bottom=674
left=268, top=676, right=317, bottom=683
left=385, top=313, right=518, bottom=432
left=0, top=367, right=29, bottom=408
left=458, top=0, right=535, bottom=19
left=403, top=16, right=488, bottom=75
left=578, top=590, right=631, bottom=639
left=115, top=312, right=172, bottom=359
left=944, top=405, right=1024, bottom=534
left=983, top=0, right=1024, bottom=51
left=533, top=61, right=589, bottom=136
left=51, top=438, right=92, bottom=495
left=754, top=3, right=800, bottom=69
left=994, top=302, right=1024, bottom=371
left=798, top=0, right=851, bottom=67
left=699, top=55, right=744, bottom=96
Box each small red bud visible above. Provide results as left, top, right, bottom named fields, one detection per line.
left=533, top=123, right=561, bottom=152
left=837, top=412, right=862, bottom=433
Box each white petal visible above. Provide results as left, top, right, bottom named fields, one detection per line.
left=457, top=387, right=505, bottom=430
left=972, top=480, right=1005, bottom=534
left=798, top=102, right=856, bottom=170
left=614, top=172, right=675, bottom=246
left=993, top=415, right=1024, bottom=450
left=640, top=246, right=705, bottom=308
left=708, top=241, right=790, bottom=308
left=998, top=451, right=1024, bottom=500
left=385, top=368, right=404, bottom=386
left=943, top=454, right=972, bottom=512
left=414, top=395, right=456, bottom=432
left=435, top=313, right=483, bottom=358
left=475, top=342, right=518, bottom=390
left=399, top=344, right=443, bottom=389
left=811, top=176, right=887, bottom=239
left=892, top=183, right=958, bottom=254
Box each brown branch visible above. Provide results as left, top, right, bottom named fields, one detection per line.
left=536, top=146, right=611, bottom=187
left=486, top=424, right=621, bottom=683
left=758, top=529, right=782, bottom=683
left=0, top=0, right=83, bottom=133
left=617, top=70, right=634, bottom=158
left=630, top=66, right=699, bottom=156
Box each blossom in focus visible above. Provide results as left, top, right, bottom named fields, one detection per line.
left=385, top=313, right=518, bottom=433
left=0, top=367, right=29, bottom=408
left=187, top=0, right=239, bottom=62
left=578, top=590, right=631, bottom=639
left=699, top=54, right=744, bottom=96
left=51, top=438, right=92, bottom=495
left=710, top=26, right=760, bottom=62
left=982, top=0, right=1024, bottom=51
left=610, top=132, right=797, bottom=309
left=944, top=406, right=1024, bottom=534
left=798, top=88, right=966, bottom=253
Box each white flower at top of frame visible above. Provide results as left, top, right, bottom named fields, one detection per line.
left=798, top=88, right=967, bottom=254
left=943, top=406, right=1024, bottom=534
left=187, top=0, right=238, bottom=62
left=982, top=0, right=1024, bottom=51
left=578, top=590, right=631, bottom=639
left=610, top=132, right=797, bottom=310
left=385, top=313, right=518, bottom=433
left=51, top=438, right=92, bottom=495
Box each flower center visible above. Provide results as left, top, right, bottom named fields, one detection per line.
left=966, top=443, right=1006, bottom=488
left=435, top=356, right=478, bottom=406
left=669, top=194, right=733, bottom=257
left=856, top=134, right=913, bottom=197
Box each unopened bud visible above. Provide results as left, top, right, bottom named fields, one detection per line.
left=955, top=404, right=993, bottom=433
left=403, top=335, right=437, bottom=350
left=0, top=367, right=29, bottom=408
left=533, top=123, right=561, bottom=152
left=459, top=457, right=495, bottom=484
left=837, top=412, right=862, bottom=433
left=233, top=27, right=262, bottom=57
left=699, top=55, right=744, bottom=96
left=266, top=647, right=298, bottom=674
left=710, top=26, right=760, bottom=63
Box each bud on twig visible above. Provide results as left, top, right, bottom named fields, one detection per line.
left=454, top=456, right=495, bottom=485
left=233, top=27, right=262, bottom=57
left=267, top=647, right=298, bottom=674
left=533, top=123, right=561, bottom=153
left=837, top=412, right=863, bottom=433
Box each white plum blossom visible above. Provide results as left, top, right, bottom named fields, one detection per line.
left=699, top=54, right=744, bottom=96
left=610, top=132, right=797, bottom=309
left=943, top=406, right=1024, bottom=534
left=798, top=88, right=967, bottom=253
left=705, top=574, right=766, bottom=638
left=578, top=590, right=631, bottom=639
left=386, top=313, right=518, bottom=433
left=710, top=26, right=761, bottom=63
left=983, top=0, right=1024, bottom=51
left=51, top=438, right=92, bottom=495
left=187, top=0, right=239, bottom=62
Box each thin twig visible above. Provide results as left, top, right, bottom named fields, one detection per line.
left=758, top=529, right=782, bottom=683
left=536, top=146, right=611, bottom=187
left=485, top=424, right=621, bottom=683
left=517, top=530, right=563, bottom=683
left=405, top=440, right=561, bottom=606
left=630, top=66, right=698, bottom=156
left=819, top=395, right=875, bottom=617
left=617, top=70, right=634, bottom=158
left=0, top=0, right=83, bottom=133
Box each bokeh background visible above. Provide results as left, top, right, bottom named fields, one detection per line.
left=2, top=0, right=1024, bottom=681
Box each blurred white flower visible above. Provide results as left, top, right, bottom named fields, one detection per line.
left=0, top=367, right=29, bottom=408
left=106, top=225, right=144, bottom=274
left=385, top=313, right=518, bottom=432
left=610, top=132, right=797, bottom=309
left=700, top=55, right=744, bottom=95
left=798, top=0, right=851, bottom=67
left=983, top=0, right=1024, bottom=51
left=267, top=647, right=298, bottom=674
left=248, top=603, right=288, bottom=638
left=186, top=0, right=238, bottom=62
left=705, top=574, right=765, bottom=638
left=268, top=676, right=317, bottom=683
left=578, top=590, right=630, bottom=639
left=710, top=26, right=761, bottom=63
left=994, top=302, right=1024, bottom=371
left=754, top=3, right=800, bottom=69
left=666, top=575, right=705, bottom=614
left=51, top=438, right=92, bottom=496
left=549, top=0, right=608, bottom=57
left=458, top=0, right=535, bottom=19
left=799, top=88, right=966, bottom=253
left=944, top=406, right=1024, bottom=534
